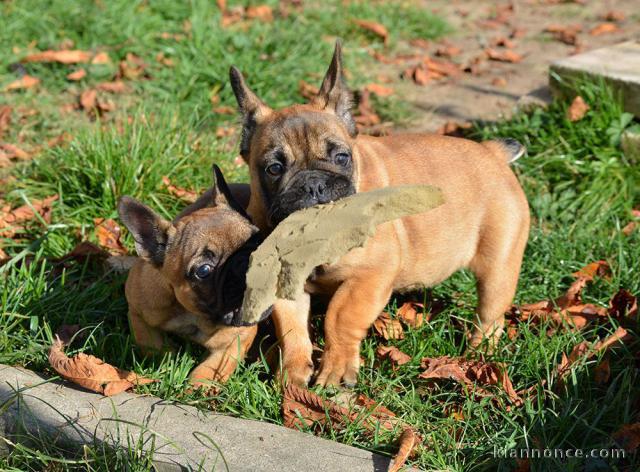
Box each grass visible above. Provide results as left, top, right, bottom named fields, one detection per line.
left=1, top=1, right=640, bottom=471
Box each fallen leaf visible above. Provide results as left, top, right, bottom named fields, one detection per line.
left=389, top=428, right=419, bottom=472
left=354, top=89, right=381, bottom=128
left=212, top=105, right=235, bottom=115
left=94, top=218, right=128, bottom=256
left=0, top=247, right=9, bottom=265
left=572, top=260, right=610, bottom=281
left=155, top=52, right=174, bottom=67
left=245, top=5, right=273, bottom=22
left=373, top=312, right=404, bottom=340
left=49, top=329, right=155, bottom=396
left=491, top=36, right=516, bottom=49
left=0, top=143, right=29, bottom=160
left=613, top=423, right=640, bottom=453
left=91, top=52, right=111, bottom=65
left=298, top=80, right=319, bottom=100
left=485, top=48, right=523, bottom=63
left=118, top=53, right=147, bottom=80
left=353, top=19, right=389, bottom=45
left=492, top=77, right=507, bottom=87
left=0, top=105, right=12, bottom=139
left=22, top=49, right=91, bottom=64
left=404, top=64, right=431, bottom=85
left=397, top=302, right=425, bottom=328
left=80, top=89, right=97, bottom=111
left=221, top=5, right=245, bottom=27
left=608, top=289, right=637, bottom=321
left=545, top=24, right=582, bottom=45
left=567, top=96, right=589, bottom=121
left=215, top=126, right=236, bottom=138
left=435, top=45, right=461, bottom=58
left=96, top=81, right=128, bottom=93
left=590, top=22, right=619, bottom=36
left=97, top=97, right=116, bottom=113
left=66, top=68, right=86, bottom=81
left=376, top=345, right=412, bottom=366
left=602, top=11, right=625, bottom=22
left=0, top=195, right=58, bottom=237
left=409, top=38, right=430, bottom=49
left=364, top=83, right=393, bottom=97
left=53, top=241, right=109, bottom=264
left=622, top=221, right=636, bottom=236
left=593, top=357, right=610, bottom=384
left=161, top=176, right=198, bottom=203
left=4, top=75, right=40, bottom=91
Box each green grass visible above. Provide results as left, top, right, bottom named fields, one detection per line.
left=1, top=1, right=640, bottom=471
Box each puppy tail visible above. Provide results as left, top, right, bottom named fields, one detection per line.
left=486, top=138, right=526, bottom=164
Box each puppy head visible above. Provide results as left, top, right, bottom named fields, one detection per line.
left=230, top=40, right=357, bottom=227
left=118, top=166, right=269, bottom=326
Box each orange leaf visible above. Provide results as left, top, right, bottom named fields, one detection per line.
left=161, top=176, right=198, bottom=203
left=613, top=423, right=640, bottom=453
left=608, top=289, right=637, bottom=321
left=602, top=11, right=625, bottom=22
left=397, top=301, right=425, bottom=328
left=389, top=428, right=419, bottom=472
left=66, top=68, right=86, bottom=81
left=590, top=22, right=618, bottom=36
left=376, top=345, right=412, bottom=366
left=91, top=52, right=111, bottom=65
left=298, top=80, right=319, bottom=100
left=593, top=357, right=610, bottom=384
left=22, top=49, right=91, bottom=64
left=48, top=331, right=155, bottom=396
left=364, top=83, right=393, bottom=97
left=246, top=5, right=273, bottom=22
left=96, top=81, right=128, bottom=93
left=567, top=95, right=589, bottom=122
left=0, top=195, right=58, bottom=238
left=4, top=75, right=40, bottom=91
left=93, top=218, right=128, bottom=255
left=353, top=19, right=389, bottom=45
left=571, top=260, right=610, bottom=281
left=0, top=143, right=30, bottom=160
left=0, top=105, right=11, bottom=139
left=485, top=48, right=523, bottom=63
left=80, top=89, right=97, bottom=110
left=212, top=105, right=235, bottom=115
left=373, top=312, right=404, bottom=340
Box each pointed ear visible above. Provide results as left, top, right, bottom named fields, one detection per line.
left=117, top=196, right=173, bottom=265
left=311, top=40, right=357, bottom=137
left=211, top=165, right=251, bottom=220
left=229, top=66, right=272, bottom=160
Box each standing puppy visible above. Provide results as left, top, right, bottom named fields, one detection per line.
left=228, top=41, right=530, bottom=387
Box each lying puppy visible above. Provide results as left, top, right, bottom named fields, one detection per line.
left=227, top=41, right=530, bottom=387
left=119, top=166, right=266, bottom=387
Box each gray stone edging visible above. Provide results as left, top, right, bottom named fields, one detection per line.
left=0, top=364, right=414, bottom=471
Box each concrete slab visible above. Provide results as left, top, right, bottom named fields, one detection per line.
left=0, top=364, right=411, bottom=471
left=550, top=41, right=640, bottom=116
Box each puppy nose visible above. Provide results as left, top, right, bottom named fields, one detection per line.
left=304, top=178, right=327, bottom=200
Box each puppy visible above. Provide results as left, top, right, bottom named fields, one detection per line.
left=119, top=166, right=267, bottom=387
left=227, top=41, right=530, bottom=387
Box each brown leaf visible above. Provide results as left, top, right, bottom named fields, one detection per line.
left=435, top=45, right=461, bottom=58
left=22, top=49, right=91, bottom=64
left=245, top=5, right=273, bottom=22
left=118, top=53, right=147, bottom=80
left=491, top=36, right=516, bottom=49
left=283, top=383, right=352, bottom=430
left=215, top=126, right=236, bottom=138
left=66, top=68, right=86, bottom=81
left=397, top=302, right=425, bottom=328
left=0, top=143, right=30, bottom=161
left=593, top=357, right=610, bottom=384
left=389, top=428, right=419, bottom=472
left=161, top=176, right=198, bottom=203
left=94, top=218, right=128, bottom=256
left=622, top=221, right=636, bottom=236
left=409, top=38, right=430, bottom=49
left=48, top=332, right=155, bottom=396
left=91, top=52, right=111, bottom=65
left=613, top=423, right=640, bottom=453
left=492, top=77, right=507, bottom=87
left=0, top=105, right=12, bottom=139
left=572, top=260, right=610, bottom=281
left=53, top=241, right=109, bottom=264
left=590, top=22, right=619, bottom=36
left=567, top=96, right=589, bottom=121
left=353, top=19, right=389, bottom=45
left=80, top=89, right=97, bottom=111
left=545, top=24, right=582, bottom=45
left=96, top=81, right=128, bottom=93
left=4, top=75, right=40, bottom=91
left=376, top=345, right=412, bottom=366
left=608, top=289, right=637, bottom=321
left=221, top=5, right=245, bottom=27
left=485, top=48, right=523, bottom=63
left=602, top=11, right=625, bottom=22
left=298, top=80, right=319, bottom=100
left=354, top=89, right=381, bottom=128
left=212, top=105, right=235, bottom=115
left=155, top=52, right=174, bottom=67
left=373, top=312, right=404, bottom=340
left=0, top=195, right=58, bottom=237
left=364, top=83, right=393, bottom=97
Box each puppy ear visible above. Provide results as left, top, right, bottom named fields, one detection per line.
left=117, top=196, right=173, bottom=266
left=311, top=39, right=357, bottom=137
left=229, top=66, right=272, bottom=161
left=211, top=165, right=252, bottom=220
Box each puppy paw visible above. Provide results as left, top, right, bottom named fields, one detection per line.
left=314, top=347, right=360, bottom=388
left=279, top=359, right=314, bottom=387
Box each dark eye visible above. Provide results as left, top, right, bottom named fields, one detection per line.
left=194, top=264, right=214, bottom=279
left=335, top=152, right=351, bottom=166
left=265, top=162, right=284, bottom=176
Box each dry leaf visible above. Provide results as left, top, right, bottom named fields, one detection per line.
left=608, top=289, right=637, bottom=321
left=0, top=195, right=58, bottom=237
left=602, top=11, right=625, bottom=22
left=485, top=48, right=523, bottom=63
left=376, top=345, right=412, bottom=366
left=491, top=36, right=516, bottom=49
left=0, top=143, right=29, bottom=161
left=80, top=89, right=97, bottom=110
left=590, top=22, right=618, bottom=36
left=492, top=77, right=507, bottom=87
left=0, top=105, right=13, bottom=139
left=22, top=49, right=91, bottom=64
left=389, top=428, right=419, bottom=472
left=373, top=312, right=404, bottom=340
left=354, top=89, right=380, bottom=128
left=622, top=221, right=636, bottom=236
left=161, top=176, right=198, bottom=203
left=94, top=218, right=128, bottom=256
left=119, top=53, right=147, bottom=80
left=91, top=52, right=111, bottom=65
left=298, top=80, right=319, bottom=100
left=246, top=5, right=273, bottom=22
left=571, top=260, right=610, bottom=281
left=613, top=423, right=640, bottom=453
left=435, top=45, right=462, bottom=58
left=397, top=302, right=425, bottom=328
left=66, top=68, right=86, bottom=81
left=409, top=38, right=430, bottom=49
left=212, top=105, right=235, bottom=115
left=96, top=81, right=128, bottom=93
left=49, top=329, right=154, bottom=396
left=567, top=96, right=589, bottom=121
left=353, top=19, right=389, bottom=45
left=155, top=52, right=174, bottom=67
left=53, top=241, right=110, bottom=264
left=545, top=24, right=582, bottom=45
left=4, top=75, right=40, bottom=91
left=215, top=126, right=236, bottom=138
left=221, top=5, right=245, bottom=27
left=593, top=357, right=610, bottom=384
left=364, top=83, right=393, bottom=97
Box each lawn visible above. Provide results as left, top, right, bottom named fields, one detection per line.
left=1, top=1, right=639, bottom=471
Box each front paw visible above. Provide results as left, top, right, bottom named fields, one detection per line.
left=189, top=359, right=235, bottom=388
left=314, top=346, right=360, bottom=388
left=279, top=359, right=314, bottom=387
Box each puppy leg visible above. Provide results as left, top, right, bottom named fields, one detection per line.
left=190, top=325, right=258, bottom=387
left=128, top=309, right=165, bottom=354
left=273, top=293, right=314, bottom=387
left=315, top=274, right=393, bottom=387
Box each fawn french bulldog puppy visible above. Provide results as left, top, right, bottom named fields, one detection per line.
left=226, top=40, right=530, bottom=388
left=119, top=166, right=267, bottom=387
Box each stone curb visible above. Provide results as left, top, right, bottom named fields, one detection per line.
left=0, top=364, right=414, bottom=471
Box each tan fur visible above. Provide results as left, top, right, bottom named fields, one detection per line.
left=124, top=204, right=258, bottom=388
